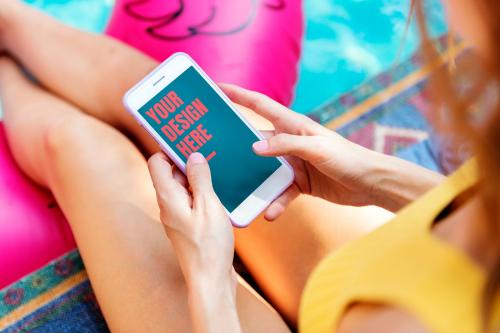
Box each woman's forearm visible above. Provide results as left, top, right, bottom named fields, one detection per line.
left=187, top=279, right=242, bottom=333
left=368, top=152, right=446, bottom=212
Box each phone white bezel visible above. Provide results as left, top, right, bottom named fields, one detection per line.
left=123, top=52, right=294, bottom=228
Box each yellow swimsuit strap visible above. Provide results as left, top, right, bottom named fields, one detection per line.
left=300, top=160, right=487, bottom=333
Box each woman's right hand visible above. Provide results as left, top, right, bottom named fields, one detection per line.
left=222, top=84, right=445, bottom=219
left=220, top=84, right=391, bottom=220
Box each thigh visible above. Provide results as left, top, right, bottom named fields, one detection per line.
left=0, top=60, right=289, bottom=332
left=235, top=197, right=393, bottom=325
left=234, top=107, right=394, bottom=325
left=45, top=115, right=289, bottom=333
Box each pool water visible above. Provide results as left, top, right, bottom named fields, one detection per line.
left=23, top=0, right=447, bottom=113
left=24, top=0, right=113, bottom=33
left=294, top=0, right=447, bottom=112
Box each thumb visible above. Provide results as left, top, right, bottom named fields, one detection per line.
left=253, top=133, right=328, bottom=163
left=186, top=152, right=215, bottom=202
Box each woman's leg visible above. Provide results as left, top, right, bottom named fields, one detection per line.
left=235, top=199, right=393, bottom=325
left=0, top=0, right=159, bottom=151
left=0, top=0, right=275, bottom=149
left=0, top=57, right=290, bottom=333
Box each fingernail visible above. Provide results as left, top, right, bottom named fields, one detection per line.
left=189, top=152, right=205, bottom=164
left=253, top=140, right=269, bottom=153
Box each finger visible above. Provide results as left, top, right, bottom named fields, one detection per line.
left=172, top=166, right=191, bottom=206
left=172, top=166, right=188, bottom=188
left=148, top=152, right=174, bottom=191
left=220, top=83, right=329, bottom=135
left=148, top=153, right=189, bottom=211
left=186, top=152, right=215, bottom=204
left=253, top=133, right=328, bottom=163
left=154, top=153, right=188, bottom=189
left=259, top=130, right=275, bottom=140
left=264, top=185, right=300, bottom=221
left=219, top=83, right=292, bottom=122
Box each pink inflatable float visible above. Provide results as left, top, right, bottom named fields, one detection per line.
left=0, top=0, right=303, bottom=288
left=106, top=0, right=303, bottom=106
left=0, top=124, right=75, bottom=288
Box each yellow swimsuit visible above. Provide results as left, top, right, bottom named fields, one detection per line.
left=299, top=160, right=494, bottom=333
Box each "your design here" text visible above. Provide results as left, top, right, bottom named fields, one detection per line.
left=145, top=91, right=213, bottom=159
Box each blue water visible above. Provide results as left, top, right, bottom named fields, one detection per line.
left=23, top=0, right=448, bottom=113
left=24, top=0, right=113, bottom=32
left=292, top=0, right=448, bottom=112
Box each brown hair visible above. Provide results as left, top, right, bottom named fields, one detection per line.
left=411, top=0, right=500, bottom=328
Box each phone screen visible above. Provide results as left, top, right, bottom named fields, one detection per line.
left=138, top=66, right=282, bottom=212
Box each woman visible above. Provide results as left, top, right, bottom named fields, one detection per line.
left=0, top=1, right=497, bottom=333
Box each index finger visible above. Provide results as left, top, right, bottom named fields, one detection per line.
left=219, top=83, right=288, bottom=122
left=148, top=153, right=190, bottom=211
left=219, top=83, right=328, bottom=136
left=159, top=153, right=188, bottom=188
left=264, top=185, right=300, bottom=221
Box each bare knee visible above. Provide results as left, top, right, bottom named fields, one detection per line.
left=42, top=112, right=146, bottom=187
left=42, top=114, right=102, bottom=165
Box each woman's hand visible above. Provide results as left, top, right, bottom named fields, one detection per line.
left=221, top=84, right=383, bottom=218
left=148, top=152, right=241, bottom=333
left=221, top=84, right=445, bottom=218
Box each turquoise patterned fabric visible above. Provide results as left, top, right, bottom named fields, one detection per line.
left=0, top=251, right=109, bottom=332
left=0, top=251, right=83, bottom=315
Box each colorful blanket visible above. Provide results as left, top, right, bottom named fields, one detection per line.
left=0, top=36, right=462, bottom=332
left=310, top=34, right=466, bottom=173
left=0, top=251, right=108, bottom=332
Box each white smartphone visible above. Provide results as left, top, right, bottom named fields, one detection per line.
left=123, top=53, right=294, bottom=228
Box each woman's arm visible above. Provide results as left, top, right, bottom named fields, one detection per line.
left=222, top=84, right=445, bottom=217
left=365, top=151, right=445, bottom=212
left=188, top=280, right=242, bottom=333
left=148, top=153, right=242, bottom=333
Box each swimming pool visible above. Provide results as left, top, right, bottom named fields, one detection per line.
left=294, top=0, right=447, bottom=112
left=23, top=0, right=447, bottom=113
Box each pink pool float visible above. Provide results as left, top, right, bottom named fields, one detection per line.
left=0, top=124, right=75, bottom=288
left=106, top=0, right=303, bottom=106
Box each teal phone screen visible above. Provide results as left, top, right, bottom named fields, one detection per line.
left=138, top=66, right=281, bottom=211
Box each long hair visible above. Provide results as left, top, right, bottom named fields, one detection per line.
left=411, top=0, right=500, bottom=328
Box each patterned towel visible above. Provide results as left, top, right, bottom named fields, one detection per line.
left=310, top=34, right=467, bottom=173
left=0, top=251, right=108, bottom=332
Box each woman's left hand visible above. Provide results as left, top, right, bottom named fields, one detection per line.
left=148, top=152, right=237, bottom=307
